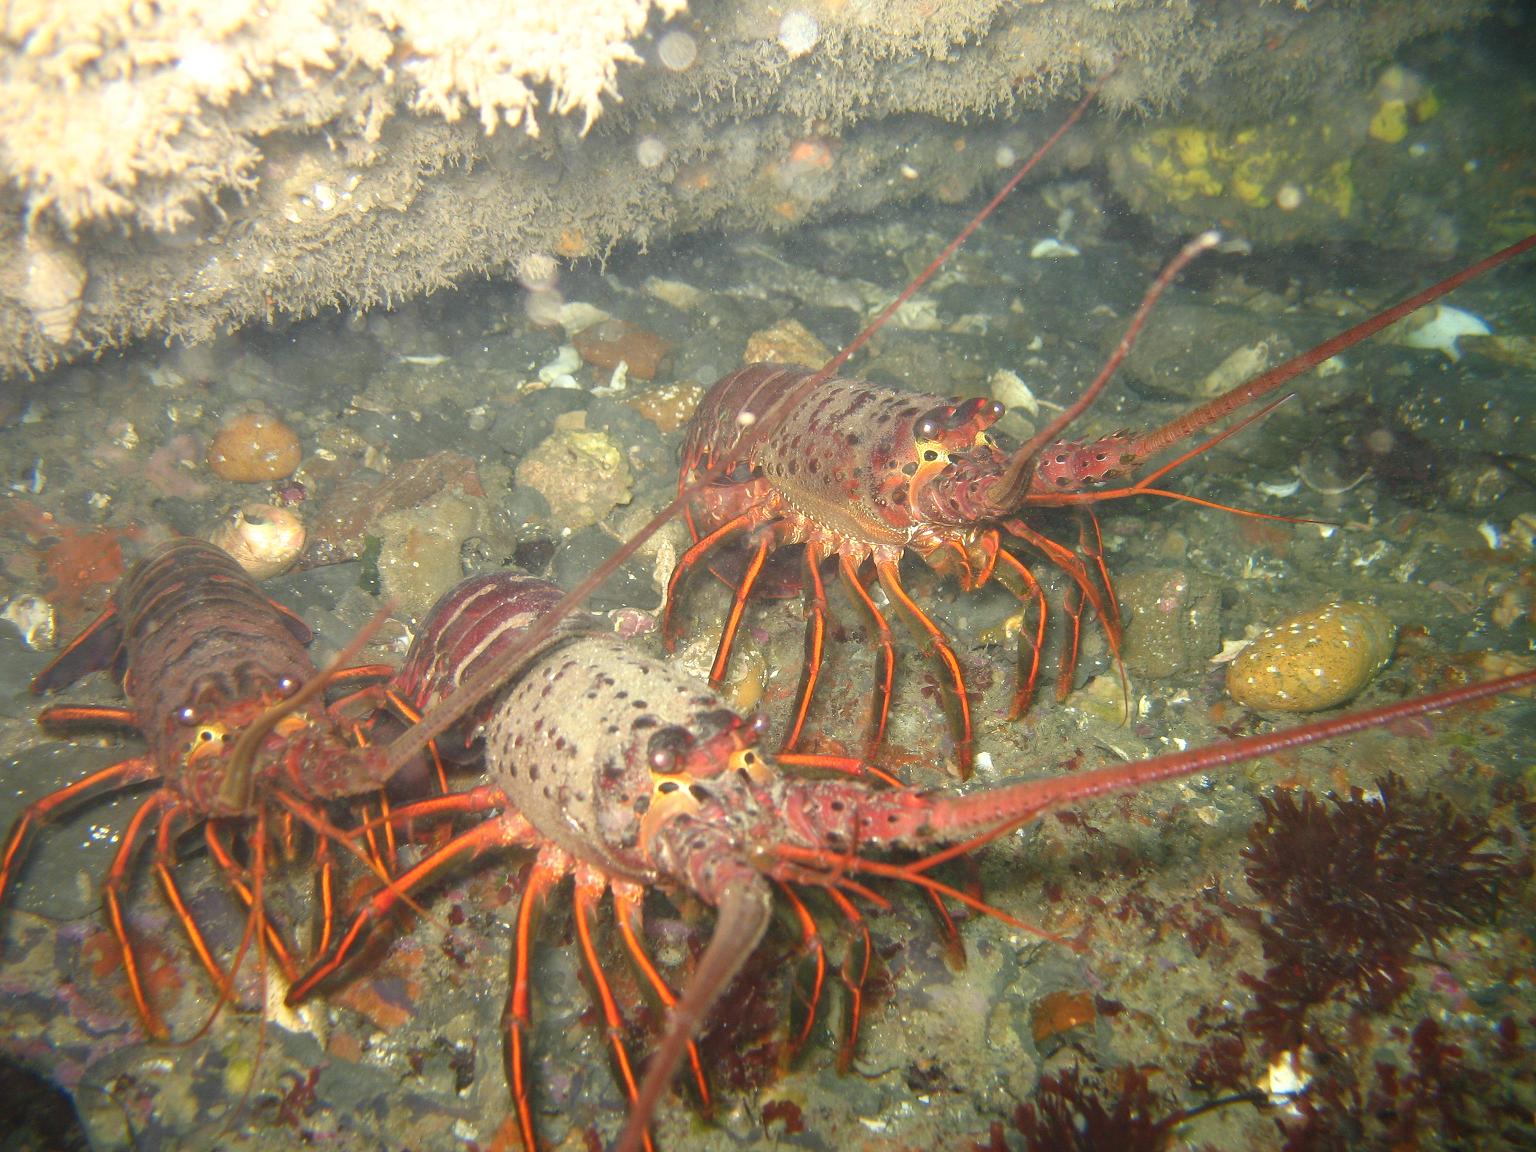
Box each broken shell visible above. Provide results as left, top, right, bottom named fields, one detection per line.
left=208, top=504, right=306, bottom=579
left=1227, top=602, right=1395, bottom=713
left=2, top=594, right=56, bottom=650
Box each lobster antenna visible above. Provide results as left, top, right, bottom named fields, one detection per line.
left=1128, top=230, right=1536, bottom=463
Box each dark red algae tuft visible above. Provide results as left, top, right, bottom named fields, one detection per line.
left=1239, top=772, right=1514, bottom=1054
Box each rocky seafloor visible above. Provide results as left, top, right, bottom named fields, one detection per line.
left=1, top=39, right=1535, bottom=1152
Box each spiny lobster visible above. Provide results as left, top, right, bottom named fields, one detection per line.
left=287, top=569, right=1536, bottom=1152
left=662, top=128, right=1536, bottom=775
left=0, top=537, right=396, bottom=1037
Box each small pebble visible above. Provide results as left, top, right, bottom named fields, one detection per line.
left=1227, top=602, right=1395, bottom=713
left=743, top=317, right=831, bottom=367
left=206, top=413, right=302, bottom=482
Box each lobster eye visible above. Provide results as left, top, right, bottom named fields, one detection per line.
left=176, top=707, right=197, bottom=726
left=276, top=676, right=300, bottom=698
left=916, top=403, right=955, bottom=438
left=647, top=726, right=694, bottom=773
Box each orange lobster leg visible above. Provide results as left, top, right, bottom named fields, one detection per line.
left=572, top=867, right=654, bottom=1152
left=993, top=550, right=1048, bottom=718
left=662, top=511, right=757, bottom=652
left=1003, top=515, right=1125, bottom=700
left=203, top=821, right=301, bottom=984
left=781, top=539, right=830, bottom=754
left=708, top=527, right=772, bottom=689
left=777, top=883, right=827, bottom=1057
left=611, top=881, right=712, bottom=1117
left=380, top=689, right=450, bottom=794
left=152, top=804, right=232, bottom=999
left=287, top=803, right=529, bottom=1003
left=33, top=704, right=138, bottom=733
left=824, top=887, right=873, bottom=1074
left=102, top=790, right=179, bottom=1038
left=873, top=559, right=973, bottom=777
left=0, top=755, right=159, bottom=912
left=837, top=554, right=895, bottom=764
left=506, top=846, right=570, bottom=1152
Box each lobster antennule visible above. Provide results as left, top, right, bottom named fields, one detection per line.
left=612, top=879, right=774, bottom=1152
left=981, top=230, right=1223, bottom=514
left=217, top=600, right=397, bottom=812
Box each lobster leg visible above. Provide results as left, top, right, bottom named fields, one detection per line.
left=611, top=881, right=712, bottom=1118
left=837, top=554, right=895, bottom=763
left=1079, top=511, right=1120, bottom=643
left=572, top=867, right=654, bottom=1152
left=312, top=826, right=337, bottom=959
left=662, top=511, right=756, bottom=652
left=102, top=790, right=179, bottom=1038
left=708, top=526, right=773, bottom=689
left=993, top=550, right=1048, bottom=718
left=777, top=883, right=828, bottom=1058
left=152, top=804, right=232, bottom=999
left=1002, top=515, right=1125, bottom=698
left=0, top=755, right=159, bottom=914
left=203, top=821, right=301, bottom=984
left=824, top=887, right=873, bottom=1074
left=28, top=601, right=123, bottom=695
left=873, top=559, right=973, bottom=777
left=380, top=689, right=450, bottom=794
left=781, top=539, right=831, bottom=754
left=287, top=804, right=528, bottom=1003
left=33, top=704, right=138, bottom=733
left=506, top=846, right=569, bottom=1152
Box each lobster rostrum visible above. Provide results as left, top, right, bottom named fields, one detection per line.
left=0, top=537, right=396, bottom=1038
left=285, top=570, right=1536, bottom=1152
left=665, top=170, right=1536, bottom=776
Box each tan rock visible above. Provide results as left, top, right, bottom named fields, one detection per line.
left=1227, top=602, right=1395, bottom=713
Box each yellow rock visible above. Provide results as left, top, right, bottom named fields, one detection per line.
left=1226, top=602, right=1395, bottom=713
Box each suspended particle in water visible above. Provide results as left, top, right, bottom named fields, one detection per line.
left=994, top=145, right=1018, bottom=169
left=636, top=136, right=667, bottom=168
left=778, top=11, right=819, bottom=58
left=657, top=30, right=698, bottom=71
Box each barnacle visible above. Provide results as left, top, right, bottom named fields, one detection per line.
left=1240, top=773, right=1512, bottom=1053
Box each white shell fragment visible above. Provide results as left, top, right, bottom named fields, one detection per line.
left=989, top=368, right=1040, bottom=417
left=538, top=343, right=584, bottom=388
left=1256, top=477, right=1302, bottom=498
left=1394, top=303, right=1491, bottom=361
left=2, top=595, right=56, bottom=650
left=208, top=503, right=306, bottom=580
left=1029, top=237, right=1080, bottom=259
